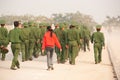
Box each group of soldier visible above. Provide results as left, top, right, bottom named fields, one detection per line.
left=0, top=19, right=105, bottom=70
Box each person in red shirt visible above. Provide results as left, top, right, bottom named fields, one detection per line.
left=42, top=26, right=62, bottom=71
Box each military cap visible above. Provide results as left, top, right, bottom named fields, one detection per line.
left=60, top=26, right=64, bottom=29
left=39, top=23, right=49, bottom=27
left=0, top=20, right=6, bottom=24
left=23, top=22, right=28, bottom=27
left=96, top=25, right=102, bottom=29
left=28, top=21, right=34, bottom=26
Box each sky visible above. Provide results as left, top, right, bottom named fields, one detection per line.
left=0, top=0, right=120, bottom=23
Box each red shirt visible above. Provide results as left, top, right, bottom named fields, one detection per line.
left=42, top=31, right=61, bottom=50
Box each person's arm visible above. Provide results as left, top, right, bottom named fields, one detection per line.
left=101, top=33, right=105, bottom=49
left=54, top=34, right=62, bottom=49
left=91, top=33, right=94, bottom=43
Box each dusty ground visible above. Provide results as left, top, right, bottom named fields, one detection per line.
left=107, top=28, right=120, bottom=80
left=0, top=28, right=115, bottom=80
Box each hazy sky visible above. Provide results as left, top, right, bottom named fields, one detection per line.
left=0, top=0, right=120, bottom=23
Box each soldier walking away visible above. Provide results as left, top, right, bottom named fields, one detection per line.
left=0, top=20, right=9, bottom=61
left=66, top=25, right=80, bottom=65
left=54, top=24, right=61, bottom=63
left=91, top=25, right=105, bottom=64
left=33, top=22, right=42, bottom=58
left=20, top=22, right=30, bottom=62
left=28, top=21, right=36, bottom=61
left=81, top=25, right=91, bottom=52
left=42, top=26, right=62, bottom=71
left=54, top=24, right=66, bottom=64
left=9, top=21, right=22, bottom=70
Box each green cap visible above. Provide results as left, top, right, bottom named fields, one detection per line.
left=39, top=23, right=49, bottom=27
left=28, top=21, right=34, bottom=26
left=23, top=22, right=28, bottom=27
left=0, top=20, right=6, bottom=24
left=60, top=26, right=64, bottom=29
left=96, top=25, right=101, bottom=29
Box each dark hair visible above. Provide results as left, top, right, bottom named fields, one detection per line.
left=1, top=24, right=5, bottom=27
left=14, top=21, right=20, bottom=27
left=47, top=26, right=53, bottom=37
left=96, top=28, right=101, bottom=31
left=69, top=25, right=75, bottom=29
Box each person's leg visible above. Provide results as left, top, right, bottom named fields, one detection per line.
left=98, top=45, right=102, bottom=63
left=21, top=43, right=25, bottom=62
left=46, top=48, right=51, bottom=70
left=25, top=40, right=29, bottom=61
left=1, top=53, right=5, bottom=61
left=50, top=48, right=54, bottom=69
left=29, top=42, right=35, bottom=60
left=94, top=44, right=98, bottom=64
left=11, top=44, right=20, bottom=70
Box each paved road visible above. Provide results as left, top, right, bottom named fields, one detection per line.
left=0, top=28, right=115, bottom=80
left=107, top=28, right=120, bottom=80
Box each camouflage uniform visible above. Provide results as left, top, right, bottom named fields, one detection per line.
left=54, top=26, right=61, bottom=63
left=40, top=24, right=47, bottom=56
left=66, top=25, right=80, bottom=65
left=9, top=21, right=21, bottom=70
left=81, top=26, right=91, bottom=52
left=28, top=21, right=36, bottom=60
left=0, top=20, right=9, bottom=61
left=64, top=27, right=69, bottom=61
left=20, top=22, right=30, bottom=61
left=91, top=25, right=105, bottom=64
left=33, top=22, right=42, bottom=58
left=60, top=26, right=67, bottom=63
left=55, top=25, right=66, bottom=63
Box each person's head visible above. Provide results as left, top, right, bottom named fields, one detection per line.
left=69, top=25, right=75, bottom=29
left=14, top=21, right=21, bottom=28
left=96, top=25, right=102, bottom=31
left=47, top=26, right=52, bottom=31
left=60, top=26, right=64, bottom=30
left=28, top=21, right=34, bottom=27
left=23, top=22, right=28, bottom=28
left=55, top=24, right=59, bottom=28
left=47, top=26, right=53, bottom=37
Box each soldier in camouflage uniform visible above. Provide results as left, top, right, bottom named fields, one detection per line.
left=81, top=26, right=91, bottom=52
left=28, top=21, right=36, bottom=60
left=59, top=25, right=67, bottom=63
left=9, top=21, right=22, bottom=70
left=64, top=26, right=69, bottom=61
left=91, top=25, right=105, bottom=64
left=75, top=26, right=82, bottom=56
left=55, top=24, right=67, bottom=63
left=0, top=20, right=9, bottom=61
left=66, top=25, right=80, bottom=65
left=20, top=22, right=30, bottom=62
left=40, top=23, right=47, bottom=56
left=33, top=22, right=42, bottom=58
left=54, top=24, right=61, bottom=63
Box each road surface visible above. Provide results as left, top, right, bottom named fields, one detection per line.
left=0, top=28, right=116, bottom=80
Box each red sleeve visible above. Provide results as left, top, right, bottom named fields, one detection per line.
left=42, top=35, right=46, bottom=50
left=53, top=33, right=61, bottom=49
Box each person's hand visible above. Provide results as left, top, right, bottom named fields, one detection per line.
left=60, top=49, right=62, bottom=52
left=0, top=45, right=4, bottom=48
left=42, top=50, right=45, bottom=54
left=103, top=46, right=105, bottom=49
left=66, top=45, right=69, bottom=48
